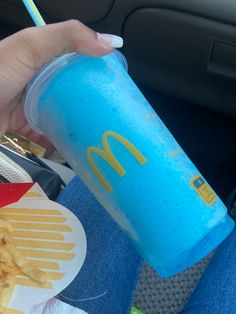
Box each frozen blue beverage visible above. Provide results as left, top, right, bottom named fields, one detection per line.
left=24, top=51, right=234, bottom=277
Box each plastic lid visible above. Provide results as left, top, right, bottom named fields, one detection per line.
left=113, top=50, right=128, bottom=71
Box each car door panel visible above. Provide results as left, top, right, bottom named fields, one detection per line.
left=122, top=8, right=236, bottom=115
left=0, top=0, right=236, bottom=114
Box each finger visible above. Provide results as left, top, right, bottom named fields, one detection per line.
left=17, top=20, right=123, bottom=65
left=0, top=20, right=123, bottom=105
left=17, top=126, right=55, bottom=152
left=8, top=93, right=55, bottom=151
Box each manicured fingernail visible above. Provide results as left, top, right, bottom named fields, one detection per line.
left=97, top=33, right=123, bottom=48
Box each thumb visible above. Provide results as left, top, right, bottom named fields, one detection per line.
left=19, top=19, right=124, bottom=64
left=0, top=20, right=123, bottom=104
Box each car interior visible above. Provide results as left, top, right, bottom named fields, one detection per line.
left=1, top=1, right=236, bottom=313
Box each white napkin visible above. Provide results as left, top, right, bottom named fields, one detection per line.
left=30, top=298, right=88, bottom=314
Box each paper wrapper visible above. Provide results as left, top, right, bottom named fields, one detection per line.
left=0, top=183, right=87, bottom=314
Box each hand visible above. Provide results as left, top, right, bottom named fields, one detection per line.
left=0, top=20, right=123, bottom=150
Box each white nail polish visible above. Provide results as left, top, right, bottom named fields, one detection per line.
left=97, top=33, right=124, bottom=48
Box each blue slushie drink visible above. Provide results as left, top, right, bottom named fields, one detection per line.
left=24, top=51, right=234, bottom=277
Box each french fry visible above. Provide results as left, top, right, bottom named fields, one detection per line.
left=20, top=266, right=47, bottom=284
left=0, top=247, right=14, bottom=267
left=0, top=220, right=13, bottom=232
left=0, top=274, right=15, bottom=312
left=3, top=232, right=12, bottom=244
left=0, top=263, right=17, bottom=275
left=0, top=219, right=48, bottom=312
left=4, top=244, right=28, bottom=268
left=5, top=243, right=47, bottom=283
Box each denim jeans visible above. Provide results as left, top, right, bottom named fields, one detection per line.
left=182, top=226, right=236, bottom=314
left=57, top=177, right=142, bottom=314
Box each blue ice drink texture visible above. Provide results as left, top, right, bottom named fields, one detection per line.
left=29, top=53, right=234, bottom=277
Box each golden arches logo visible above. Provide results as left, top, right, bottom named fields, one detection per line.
left=86, top=131, right=148, bottom=192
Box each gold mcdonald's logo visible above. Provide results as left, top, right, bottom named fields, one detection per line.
left=86, top=131, right=148, bottom=192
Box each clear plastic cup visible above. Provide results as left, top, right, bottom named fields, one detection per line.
left=24, top=51, right=234, bottom=277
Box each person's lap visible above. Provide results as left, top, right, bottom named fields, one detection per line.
left=57, top=177, right=142, bottom=314
left=182, top=225, right=236, bottom=314
left=57, top=176, right=236, bottom=314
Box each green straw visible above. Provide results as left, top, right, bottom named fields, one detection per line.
left=22, top=0, right=46, bottom=26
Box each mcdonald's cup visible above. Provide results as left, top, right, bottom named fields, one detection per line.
left=24, top=51, right=234, bottom=277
